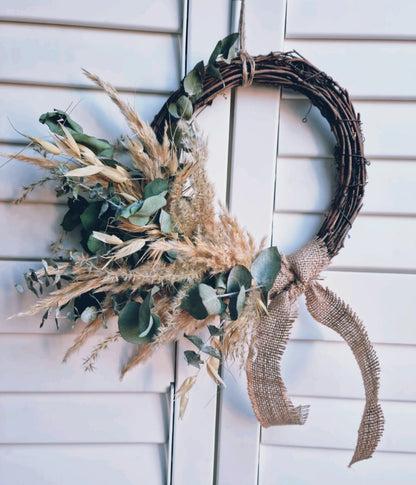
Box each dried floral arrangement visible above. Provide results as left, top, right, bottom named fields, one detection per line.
left=4, top=33, right=384, bottom=466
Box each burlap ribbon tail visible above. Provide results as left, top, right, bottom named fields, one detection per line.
left=246, top=238, right=384, bottom=466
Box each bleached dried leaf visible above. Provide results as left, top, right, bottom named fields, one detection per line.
left=79, top=144, right=103, bottom=166
left=176, top=375, right=197, bottom=397
left=207, top=356, right=226, bottom=387
left=66, top=165, right=103, bottom=177
left=101, top=166, right=129, bottom=183
left=179, top=391, right=189, bottom=419
left=26, top=136, right=61, bottom=155
left=176, top=375, right=197, bottom=419
left=60, top=124, right=81, bottom=158
left=92, top=231, right=123, bottom=245
left=110, top=238, right=146, bottom=260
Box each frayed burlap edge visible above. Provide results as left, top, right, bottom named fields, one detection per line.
left=246, top=237, right=384, bottom=465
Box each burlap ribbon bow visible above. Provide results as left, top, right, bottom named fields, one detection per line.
left=246, top=238, right=384, bottom=466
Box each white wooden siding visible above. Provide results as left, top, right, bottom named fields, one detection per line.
left=2, top=0, right=415, bottom=483
left=0, top=2, right=180, bottom=483
left=260, top=0, right=416, bottom=482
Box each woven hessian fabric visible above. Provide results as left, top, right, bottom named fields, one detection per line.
left=245, top=238, right=384, bottom=466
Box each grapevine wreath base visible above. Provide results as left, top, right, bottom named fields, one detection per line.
left=5, top=40, right=383, bottom=466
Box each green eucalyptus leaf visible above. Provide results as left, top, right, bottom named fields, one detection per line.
left=227, top=265, right=252, bottom=293
left=118, top=301, right=141, bottom=343
left=86, top=234, right=101, bottom=254
left=176, top=95, right=194, bottom=120
left=229, top=285, right=246, bottom=321
left=198, top=283, right=224, bottom=316
left=159, top=209, right=173, bottom=233
left=223, top=46, right=236, bottom=64
left=119, top=200, right=143, bottom=219
left=220, top=33, right=239, bottom=61
left=201, top=344, right=221, bottom=360
left=168, top=102, right=179, bottom=119
left=184, top=333, right=204, bottom=350
left=183, top=60, right=205, bottom=101
left=143, top=178, right=169, bottom=199
left=61, top=196, right=89, bottom=231
left=184, top=350, right=203, bottom=369
left=80, top=202, right=101, bottom=232
left=208, top=40, right=223, bottom=65
left=207, top=325, right=224, bottom=337
left=128, top=214, right=150, bottom=226
left=251, top=247, right=281, bottom=292
left=39, top=109, right=84, bottom=135
left=136, top=194, right=167, bottom=217
left=206, top=63, right=222, bottom=80
left=180, top=284, right=208, bottom=320
left=80, top=306, right=98, bottom=324
left=39, top=110, right=113, bottom=156
left=118, top=299, right=159, bottom=344
left=163, top=250, right=177, bottom=263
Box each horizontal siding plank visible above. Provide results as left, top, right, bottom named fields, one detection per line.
left=0, top=86, right=166, bottom=142
left=0, top=393, right=167, bottom=443
left=0, top=333, right=173, bottom=392
left=281, top=341, right=415, bottom=401
left=0, top=203, right=76, bottom=259
left=292, top=271, right=416, bottom=345
left=261, top=398, right=415, bottom=453
left=1, top=0, right=180, bottom=31
left=259, top=446, right=416, bottom=484
left=0, top=443, right=166, bottom=485
left=0, top=25, right=179, bottom=91
left=284, top=41, right=416, bottom=99
left=278, top=98, right=416, bottom=158
left=273, top=213, right=416, bottom=271
left=286, top=0, right=416, bottom=38
left=0, top=147, right=57, bottom=202
left=275, top=158, right=416, bottom=215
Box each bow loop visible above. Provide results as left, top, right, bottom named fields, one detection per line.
left=246, top=237, right=384, bottom=466
left=269, top=238, right=330, bottom=301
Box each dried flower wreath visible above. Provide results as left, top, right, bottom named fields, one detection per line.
left=4, top=33, right=383, bottom=466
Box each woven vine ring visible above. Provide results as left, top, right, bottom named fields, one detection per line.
left=153, top=51, right=382, bottom=466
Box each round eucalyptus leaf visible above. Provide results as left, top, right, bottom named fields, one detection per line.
left=159, top=209, right=173, bottom=233
left=175, top=95, right=194, bottom=120
left=229, top=285, right=246, bottom=321
left=198, top=283, right=223, bottom=316
left=251, top=247, right=281, bottom=292
left=183, top=61, right=205, bottom=100
left=227, top=265, right=252, bottom=293
left=118, top=301, right=142, bottom=343
left=180, top=284, right=208, bottom=320
left=136, top=194, right=167, bottom=217
left=128, top=214, right=150, bottom=226
left=143, top=178, right=169, bottom=199
left=80, top=306, right=98, bottom=324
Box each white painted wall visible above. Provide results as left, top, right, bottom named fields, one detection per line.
left=1, top=1, right=415, bottom=484
left=0, top=2, right=180, bottom=484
